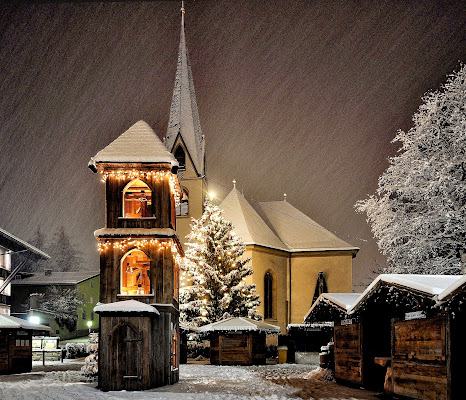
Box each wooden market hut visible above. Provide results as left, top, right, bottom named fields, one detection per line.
left=344, top=274, right=462, bottom=397
left=198, top=317, right=280, bottom=365
left=0, top=314, right=51, bottom=374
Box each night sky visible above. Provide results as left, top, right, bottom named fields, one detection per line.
left=1, top=1, right=465, bottom=288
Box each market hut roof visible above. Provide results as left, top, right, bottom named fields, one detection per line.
left=94, top=300, right=160, bottom=315
left=197, top=317, right=281, bottom=334
left=89, top=120, right=178, bottom=171
left=304, top=293, right=361, bottom=323
left=347, top=274, right=462, bottom=315
left=0, top=314, right=51, bottom=331
left=437, top=274, right=466, bottom=302
left=11, top=271, right=99, bottom=286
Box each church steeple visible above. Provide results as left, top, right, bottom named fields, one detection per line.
left=166, top=2, right=205, bottom=176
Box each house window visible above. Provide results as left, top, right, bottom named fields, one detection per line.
left=176, top=187, right=189, bottom=216
left=123, top=179, right=153, bottom=218
left=82, top=310, right=86, bottom=320
left=90, top=296, right=94, bottom=305
left=264, top=272, right=273, bottom=319
left=174, top=146, right=186, bottom=170
left=120, top=249, right=151, bottom=295
left=90, top=280, right=94, bottom=288
left=81, top=293, right=85, bottom=302
left=90, top=312, right=94, bottom=321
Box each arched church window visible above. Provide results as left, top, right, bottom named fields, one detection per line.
left=120, top=249, right=151, bottom=295
left=264, top=272, right=274, bottom=319
left=123, top=179, right=152, bottom=218
left=176, top=187, right=189, bottom=216
left=174, top=146, right=186, bottom=170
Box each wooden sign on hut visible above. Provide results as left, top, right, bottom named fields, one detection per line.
left=89, top=121, right=183, bottom=391
left=198, top=317, right=280, bottom=365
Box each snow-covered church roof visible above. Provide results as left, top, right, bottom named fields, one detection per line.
left=198, top=317, right=281, bottom=334
left=347, top=274, right=462, bottom=314
left=89, top=120, right=178, bottom=170
left=219, top=188, right=358, bottom=253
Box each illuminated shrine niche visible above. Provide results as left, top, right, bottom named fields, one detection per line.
left=123, top=179, right=152, bottom=218
left=121, top=249, right=151, bottom=295
left=176, top=187, right=189, bottom=216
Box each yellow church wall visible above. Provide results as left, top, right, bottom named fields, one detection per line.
left=173, top=137, right=206, bottom=246
left=290, top=251, right=354, bottom=324
left=245, top=245, right=289, bottom=333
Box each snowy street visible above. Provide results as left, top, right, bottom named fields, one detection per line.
left=0, top=362, right=383, bottom=400
left=0, top=363, right=309, bottom=400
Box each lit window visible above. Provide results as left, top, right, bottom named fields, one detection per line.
left=264, top=272, right=273, bottom=319
left=174, top=146, right=186, bottom=170
left=123, top=179, right=153, bottom=218
left=121, top=249, right=151, bottom=295
left=176, top=187, right=189, bottom=216
left=90, top=296, right=94, bottom=305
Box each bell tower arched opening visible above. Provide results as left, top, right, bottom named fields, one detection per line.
left=120, top=249, right=151, bottom=295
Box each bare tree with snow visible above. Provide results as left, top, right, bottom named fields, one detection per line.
left=356, top=65, right=466, bottom=275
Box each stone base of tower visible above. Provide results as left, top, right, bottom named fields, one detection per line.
left=96, top=301, right=179, bottom=391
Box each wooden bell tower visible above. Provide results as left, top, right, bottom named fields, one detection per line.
left=89, top=120, right=183, bottom=391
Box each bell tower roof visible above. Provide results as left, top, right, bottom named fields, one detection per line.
left=165, top=2, right=205, bottom=175
left=89, top=120, right=178, bottom=172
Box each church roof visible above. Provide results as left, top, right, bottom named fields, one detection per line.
left=255, top=201, right=358, bottom=252
left=165, top=8, right=205, bottom=175
left=219, top=188, right=358, bottom=253
left=89, top=120, right=178, bottom=169
left=219, top=189, right=288, bottom=252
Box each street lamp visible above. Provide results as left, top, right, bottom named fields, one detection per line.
left=29, top=316, right=40, bottom=325
left=87, top=320, right=92, bottom=333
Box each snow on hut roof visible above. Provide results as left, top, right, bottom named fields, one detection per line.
left=254, top=201, right=359, bottom=253
left=197, top=317, right=281, bottom=334
left=304, top=293, right=361, bottom=322
left=89, top=121, right=178, bottom=169
left=0, top=314, right=51, bottom=331
left=11, top=271, right=99, bottom=286
left=219, top=189, right=288, bottom=252
left=347, top=274, right=463, bottom=315
left=0, top=227, right=50, bottom=260
left=94, top=300, right=159, bottom=315
left=94, top=228, right=176, bottom=238
left=437, top=274, right=466, bottom=302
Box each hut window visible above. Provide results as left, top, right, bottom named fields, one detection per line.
left=121, top=249, right=151, bottom=295
left=264, top=272, right=274, bottom=319
left=123, top=179, right=153, bottom=218
left=174, top=146, right=186, bottom=170
left=174, top=259, right=179, bottom=301
left=176, top=187, right=189, bottom=216
left=172, top=323, right=178, bottom=369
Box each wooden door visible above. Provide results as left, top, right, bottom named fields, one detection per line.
left=334, top=322, right=363, bottom=384
left=0, top=334, right=9, bottom=373
left=111, top=323, right=142, bottom=391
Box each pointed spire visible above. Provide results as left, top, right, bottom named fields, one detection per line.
left=166, top=1, right=205, bottom=175
left=284, top=193, right=287, bottom=202
left=232, top=179, right=237, bottom=189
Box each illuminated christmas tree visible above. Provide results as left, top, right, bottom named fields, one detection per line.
left=180, top=197, right=261, bottom=326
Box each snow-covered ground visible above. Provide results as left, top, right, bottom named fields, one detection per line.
left=0, top=363, right=316, bottom=400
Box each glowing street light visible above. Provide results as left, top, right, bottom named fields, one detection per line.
left=29, top=316, right=40, bottom=325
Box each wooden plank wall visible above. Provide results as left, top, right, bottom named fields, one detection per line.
left=334, top=323, right=363, bottom=384
left=392, top=316, right=447, bottom=400
left=210, top=332, right=266, bottom=366
left=0, top=333, right=9, bottom=374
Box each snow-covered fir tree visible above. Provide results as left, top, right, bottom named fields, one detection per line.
left=356, top=64, right=466, bottom=274
left=180, top=197, right=261, bottom=326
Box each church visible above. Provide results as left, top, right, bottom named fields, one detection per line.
left=165, top=5, right=358, bottom=332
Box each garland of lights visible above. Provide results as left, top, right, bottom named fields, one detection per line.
left=97, top=168, right=182, bottom=206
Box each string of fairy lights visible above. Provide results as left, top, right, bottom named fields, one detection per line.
left=96, top=167, right=182, bottom=207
